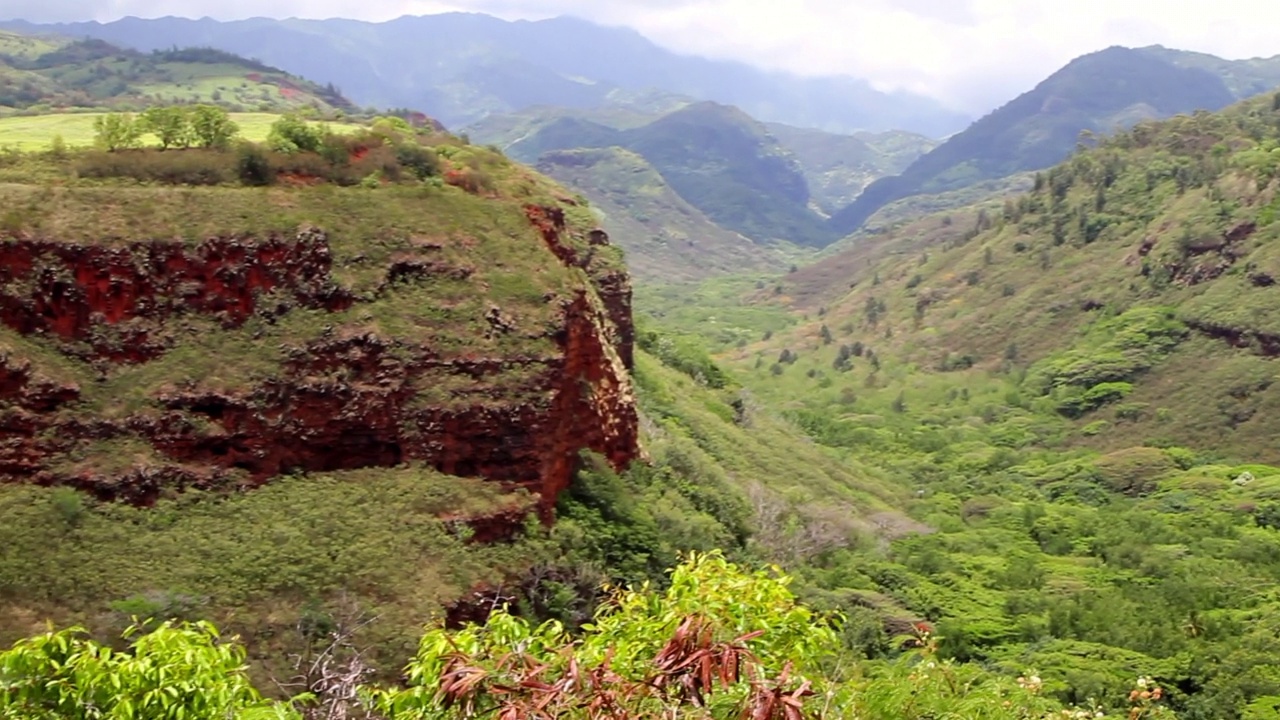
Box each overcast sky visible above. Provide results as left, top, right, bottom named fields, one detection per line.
left=5, top=0, right=1280, bottom=114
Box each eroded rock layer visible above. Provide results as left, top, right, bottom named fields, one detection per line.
left=0, top=192, right=638, bottom=518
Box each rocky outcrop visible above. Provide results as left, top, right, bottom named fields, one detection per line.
left=0, top=232, right=351, bottom=363
left=0, top=209, right=639, bottom=520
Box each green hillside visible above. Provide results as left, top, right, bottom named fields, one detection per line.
left=618, top=93, right=1280, bottom=718
left=535, top=147, right=793, bottom=281
left=831, top=46, right=1280, bottom=236
left=765, top=123, right=936, bottom=215
left=0, top=31, right=353, bottom=115
left=475, top=102, right=839, bottom=248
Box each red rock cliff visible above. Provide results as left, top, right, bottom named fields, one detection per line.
left=0, top=210, right=638, bottom=519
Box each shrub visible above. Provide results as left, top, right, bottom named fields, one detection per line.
left=395, top=143, right=441, bottom=180
left=0, top=621, right=297, bottom=718
left=234, top=142, right=274, bottom=186
left=443, top=166, right=494, bottom=194
left=76, top=149, right=233, bottom=185
left=1092, top=447, right=1178, bottom=496
left=267, top=113, right=324, bottom=154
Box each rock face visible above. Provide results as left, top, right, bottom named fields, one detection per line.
left=0, top=203, right=639, bottom=519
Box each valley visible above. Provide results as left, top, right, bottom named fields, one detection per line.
left=2, top=13, right=1280, bottom=720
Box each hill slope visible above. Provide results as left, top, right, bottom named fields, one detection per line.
left=535, top=147, right=787, bottom=281
left=0, top=14, right=970, bottom=136
left=830, top=45, right=1280, bottom=235
left=0, top=30, right=353, bottom=113
left=757, top=92, right=1280, bottom=462
left=496, top=101, right=836, bottom=247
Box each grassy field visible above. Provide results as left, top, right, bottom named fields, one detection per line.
left=0, top=112, right=361, bottom=151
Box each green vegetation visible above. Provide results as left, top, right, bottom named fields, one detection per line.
left=535, top=147, right=797, bottom=281
left=9, top=40, right=1280, bottom=720
left=0, top=621, right=295, bottom=718
left=0, top=32, right=352, bottom=116
left=0, top=111, right=357, bottom=151
left=590, top=92, right=1280, bottom=719
left=487, top=102, right=837, bottom=247
left=830, top=45, right=1280, bottom=236
left=3, top=555, right=1174, bottom=720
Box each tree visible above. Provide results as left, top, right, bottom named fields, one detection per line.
left=267, top=113, right=324, bottom=154
left=366, top=552, right=847, bottom=720
left=0, top=620, right=299, bottom=719
left=138, top=105, right=192, bottom=149
left=92, top=112, right=142, bottom=151
left=190, top=104, right=239, bottom=149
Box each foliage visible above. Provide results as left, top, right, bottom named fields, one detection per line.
left=0, top=30, right=355, bottom=115
left=0, top=621, right=298, bottom=719
left=368, top=552, right=843, bottom=720
left=190, top=104, right=241, bottom=149
left=267, top=113, right=325, bottom=154
left=137, top=105, right=193, bottom=149
left=91, top=112, right=141, bottom=151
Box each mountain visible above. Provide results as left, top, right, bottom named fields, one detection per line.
left=476, top=101, right=936, bottom=254
left=757, top=91, right=1280, bottom=462
left=830, top=45, right=1280, bottom=235
left=492, top=101, right=835, bottom=248
left=0, top=124, right=642, bottom=672
left=0, top=30, right=353, bottom=113
left=603, top=93, right=1280, bottom=717
left=467, top=102, right=930, bottom=274
left=0, top=14, right=971, bottom=136
left=763, top=124, right=937, bottom=215
left=535, top=147, right=787, bottom=281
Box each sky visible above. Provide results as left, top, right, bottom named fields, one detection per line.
left=5, top=0, right=1280, bottom=114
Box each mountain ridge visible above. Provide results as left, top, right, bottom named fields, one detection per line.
left=829, top=45, right=1280, bottom=236
left=0, top=13, right=971, bottom=136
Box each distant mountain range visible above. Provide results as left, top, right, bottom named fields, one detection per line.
left=0, top=14, right=971, bottom=137
left=469, top=101, right=934, bottom=252
left=829, top=45, right=1280, bottom=235
left=7, top=13, right=1278, bottom=259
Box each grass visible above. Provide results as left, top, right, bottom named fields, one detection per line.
left=0, top=112, right=361, bottom=151
left=0, top=468, right=542, bottom=682
left=0, top=30, right=61, bottom=60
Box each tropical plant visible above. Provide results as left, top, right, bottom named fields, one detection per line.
left=0, top=620, right=300, bottom=719
left=365, top=551, right=848, bottom=720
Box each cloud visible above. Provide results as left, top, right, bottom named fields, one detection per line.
left=4, top=0, right=1280, bottom=114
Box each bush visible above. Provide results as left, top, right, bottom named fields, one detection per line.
left=267, top=113, right=324, bottom=154
left=1093, top=447, right=1178, bottom=496
left=76, top=149, right=233, bottom=185
left=443, top=166, right=495, bottom=194
left=395, top=143, right=441, bottom=180
left=0, top=621, right=297, bottom=718
left=234, top=142, right=274, bottom=186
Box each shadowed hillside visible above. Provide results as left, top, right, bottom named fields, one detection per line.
left=830, top=46, right=1280, bottom=236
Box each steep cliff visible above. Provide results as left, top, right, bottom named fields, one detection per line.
left=0, top=182, right=639, bottom=518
